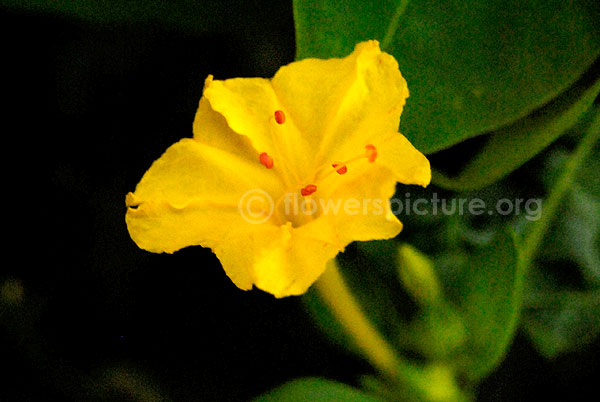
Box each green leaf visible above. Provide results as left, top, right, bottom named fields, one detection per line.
left=294, top=0, right=600, bottom=154
left=449, top=227, right=522, bottom=381
left=252, top=378, right=384, bottom=402
left=517, top=111, right=600, bottom=273
left=575, top=121, right=600, bottom=199
left=539, top=187, right=600, bottom=285
left=519, top=133, right=600, bottom=357
left=407, top=302, right=466, bottom=362
left=522, top=290, right=600, bottom=358
left=432, top=76, right=600, bottom=191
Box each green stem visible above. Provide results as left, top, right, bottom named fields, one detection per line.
left=381, top=0, right=410, bottom=51
left=520, top=111, right=600, bottom=268
left=315, top=261, right=465, bottom=401
left=315, top=260, right=404, bottom=381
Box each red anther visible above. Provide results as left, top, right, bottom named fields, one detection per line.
left=365, top=144, right=377, bottom=163
left=300, top=184, right=317, bottom=196
left=259, top=152, right=274, bottom=169
left=332, top=163, right=348, bottom=175
left=274, top=110, right=286, bottom=124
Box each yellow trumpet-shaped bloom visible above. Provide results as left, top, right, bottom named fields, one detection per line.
left=125, top=41, right=431, bottom=298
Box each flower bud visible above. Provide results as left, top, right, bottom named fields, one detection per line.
left=397, top=244, right=441, bottom=305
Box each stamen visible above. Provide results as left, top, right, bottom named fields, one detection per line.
left=365, top=144, right=377, bottom=163
left=274, top=110, right=286, bottom=125
left=310, top=146, right=378, bottom=186
left=332, top=163, right=348, bottom=175
left=259, top=152, right=274, bottom=169
left=301, top=184, right=317, bottom=196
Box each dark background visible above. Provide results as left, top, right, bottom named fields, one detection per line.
left=1, top=1, right=598, bottom=401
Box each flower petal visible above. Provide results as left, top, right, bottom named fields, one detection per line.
left=127, top=138, right=282, bottom=208
left=271, top=40, right=408, bottom=165
left=251, top=220, right=343, bottom=298
left=319, top=163, right=404, bottom=243
left=193, top=94, right=259, bottom=159
left=126, top=199, right=261, bottom=289
left=376, top=132, right=431, bottom=187
left=329, top=127, right=430, bottom=188
left=202, top=75, right=311, bottom=179
left=125, top=137, right=283, bottom=253
left=248, top=164, right=405, bottom=297
left=128, top=197, right=343, bottom=297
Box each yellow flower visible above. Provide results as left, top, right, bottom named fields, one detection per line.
left=125, top=41, right=430, bottom=298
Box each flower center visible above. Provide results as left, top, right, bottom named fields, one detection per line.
left=254, top=109, right=380, bottom=227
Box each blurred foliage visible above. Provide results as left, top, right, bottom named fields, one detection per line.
left=523, top=289, right=600, bottom=358
left=253, top=377, right=385, bottom=402
left=295, top=107, right=599, bottom=399
left=520, top=116, right=600, bottom=358
left=303, top=224, right=521, bottom=400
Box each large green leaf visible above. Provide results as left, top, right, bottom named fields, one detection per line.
left=294, top=0, right=600, bottom=153
left=432, top=76, right=600, bottom=191
left=252, top=378, right=384, bottom=402
left=449, top=228, right=522, bottom=381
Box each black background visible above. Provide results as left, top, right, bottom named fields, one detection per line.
left=1, top=1, right=598, bottom=401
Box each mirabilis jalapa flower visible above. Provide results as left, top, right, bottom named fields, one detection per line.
left=125, top=41, right=431, bottom=298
